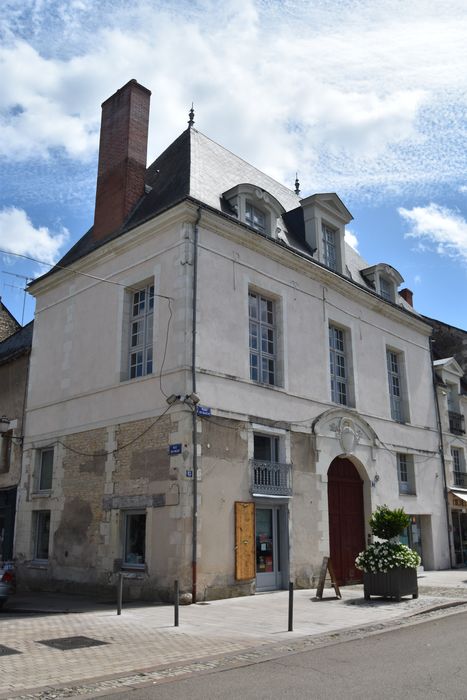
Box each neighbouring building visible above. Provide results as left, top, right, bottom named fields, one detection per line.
left=0, top=299, right=20, bottom=342
left=14, top=80, right=451, bottom=600
left=0, top=315, right=33, bottom=563
left=432, top=326, right=467, bottom=566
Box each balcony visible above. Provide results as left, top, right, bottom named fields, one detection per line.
left=449, top=411, right=465, bottom=435
left=251, top=459, right=292, bottom=497
left=454, top=472, right=467, bottom=488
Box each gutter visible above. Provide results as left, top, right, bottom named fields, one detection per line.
left=191, top=207, right=201, bottom=602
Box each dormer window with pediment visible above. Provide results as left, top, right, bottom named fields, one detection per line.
left=361, top=264, right=404, bottom=304
left=223, top=184, right=285, bottom=238
left=299, top=193, right=353, bottom=275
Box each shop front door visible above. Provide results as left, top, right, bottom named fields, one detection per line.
left=328, top=457, right=365, bottom=585
left=255, top=505, right=285, bottom=591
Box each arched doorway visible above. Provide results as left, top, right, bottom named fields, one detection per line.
left=328, top=457, right=365, bottom=585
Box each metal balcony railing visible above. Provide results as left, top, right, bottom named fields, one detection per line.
left=453, top=471, right=467, bottom=488
left=449, top=411, right=465, bottom=435
left=251, top=459, right=292, bottom=496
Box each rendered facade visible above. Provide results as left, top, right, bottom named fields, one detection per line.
left=8, top=80, right=461, bottom=600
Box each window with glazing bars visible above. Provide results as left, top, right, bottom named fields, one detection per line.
left=379, top=276, right=392, bottom=301
left=249, top=291, right=276, bottom=385
left=322, top=223, right=337, bottom=271
left=129, top=284, right=154, bottom=379
left=329, top=325, right=348, bottom=405
left=387, top=350, right=403, bottom=421
left=452, top=448, right=464, bottom=486
left=397, top=453, right=415, bottom=494
left=245, top=202, right=266, bottom=234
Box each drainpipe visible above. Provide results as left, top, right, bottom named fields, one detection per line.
left=191, top=207, right=201, bottom=602
left=430, top=338, right=454, bottom=568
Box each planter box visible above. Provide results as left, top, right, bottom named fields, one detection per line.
left=363, top=567, right=418, bottom=601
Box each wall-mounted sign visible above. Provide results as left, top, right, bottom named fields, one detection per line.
left=169, top=443, right=182, bottom=455
left=196, top=405, right=211, bottom=416
left=186, top=470, right=193, bottom=478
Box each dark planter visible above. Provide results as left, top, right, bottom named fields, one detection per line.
left=363, top=567, right=418, bottom=601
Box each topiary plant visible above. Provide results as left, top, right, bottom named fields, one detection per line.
left=369, top=505, right=410, bottom=540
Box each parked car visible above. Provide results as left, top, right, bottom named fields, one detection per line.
left=0, top=562, right=15, bottom=608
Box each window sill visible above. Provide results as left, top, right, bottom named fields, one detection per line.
left=31, top=491, right=52, bottom=499
left=399, top=491, right=417, bottom=497
left=28, top=560, right=49, bottom=569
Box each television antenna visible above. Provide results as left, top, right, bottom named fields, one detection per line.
left=1, top=271, right=33, bottom=325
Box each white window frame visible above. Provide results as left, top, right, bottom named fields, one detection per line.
left=329, top=324, right=351, bottom=406
left=123, top=510, right=146, bottom=568
left=379, top=275, right=393, bottom=302
left=387, top=349, right=406, bottom=423
left=36, top=447, right=54, bottom=492
left=245, top=201, right=266, bottom=234
left=322, top=223, right=338, bottom=271
left=397, top=453, right=416, bottom=495
left=34, top=510, right=51, bottom=561
left=249, top=291, right=277, bottom=386
left=223, top=184, right=285, bottom=239
left=128, top=283, right=154, bottom=380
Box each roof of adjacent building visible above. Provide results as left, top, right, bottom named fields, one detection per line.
left=0, top=300, right=21, bottom=342
left=0, top=321, right=33, bottom=365
left=32, top=126, right=414, bottom=314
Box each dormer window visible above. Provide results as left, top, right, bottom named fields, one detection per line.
left=223, top=184, right=285, bottom=239
left=361, top=264, right=404, bottom=304
left=299, top=193, right=353, bottom=275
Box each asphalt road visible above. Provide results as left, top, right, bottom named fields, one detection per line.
left=98, top=610, right=467, bottom=699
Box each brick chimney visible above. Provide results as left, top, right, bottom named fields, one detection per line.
left=399, top=288, right=413, bottom=307
left=93, top=79, right=151, bottom=242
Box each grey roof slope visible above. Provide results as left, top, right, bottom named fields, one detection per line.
left=33, top=127, right=412, bottom=316
left=0, top=321, right=33, bottom=365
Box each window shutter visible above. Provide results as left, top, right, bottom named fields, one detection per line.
left=235, top=501, right=255, bottom=581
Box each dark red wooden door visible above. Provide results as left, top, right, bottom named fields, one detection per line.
left=328, top=457, right=365, bottom=585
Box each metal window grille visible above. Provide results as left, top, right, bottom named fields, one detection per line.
left=129, top=284, right=154, bottom=379
left=322, top=224, right=337, bottom=271
left=249, top=292, right=276, bottom=385
left=329, top=325, right=347, bottom=405
left=387, top=350, right=403, bottom=422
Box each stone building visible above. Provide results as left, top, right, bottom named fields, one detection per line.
left=0, top=317, right=33, bottom=562
left=14, top=80, right=451, bottom=600
left=0, top=300, right=20, bottom=342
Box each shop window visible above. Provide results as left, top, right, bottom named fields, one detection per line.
left=397, top=453, right=416, bottom=495
left=34, top=510, right=50, bottom=560
left=123, top=511, right=146, bottom=567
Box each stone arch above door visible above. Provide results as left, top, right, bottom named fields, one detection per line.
left=312, top=408, right=379, bottom=474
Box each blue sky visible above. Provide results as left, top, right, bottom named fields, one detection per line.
left=0, top=0, right=466, bottom=329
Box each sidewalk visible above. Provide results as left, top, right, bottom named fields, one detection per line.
left=1, top=570, right=467, bottom=698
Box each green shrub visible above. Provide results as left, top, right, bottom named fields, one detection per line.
left=369, top=505, right=410, bottom=540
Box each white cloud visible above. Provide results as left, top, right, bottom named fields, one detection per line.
left=399, top=203, right=467, bottom=264
left=459, top=185, right=467, bottom=194
left=0, top=207, right=68, bottom=266
left=0, top=0, right=466, bottom=196
left=345, top=229, right=359, bottom=251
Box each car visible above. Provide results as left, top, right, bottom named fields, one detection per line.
left=0, top=562, right=15, bottom=609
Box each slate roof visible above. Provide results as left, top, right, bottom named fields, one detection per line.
left=0, top=321, right=33, bottom=365
left=31, top=127, right=413, bottom=316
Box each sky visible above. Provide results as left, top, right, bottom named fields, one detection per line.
left=0, top=0, right=466, bottom=330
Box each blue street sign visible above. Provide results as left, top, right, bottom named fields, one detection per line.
left=196, top=405, right=211, bottom=416
left=169, top=443, right=182, bottom=455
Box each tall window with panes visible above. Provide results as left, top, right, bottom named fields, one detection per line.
left=322, top=223, right=337, bottom=271
left=249, top=291, right=276, bottom=385
left=379, top=276, right=392, bottom=301
left=329, top=325, right=348, bottom=405
left=387, top=349, right=404, bottom=422
left=397, top=453, right=415, bottom=494
left=452, top=448, right=465, bottom=487
left=129, top=284, right=154, bottom=379
left=245, top=202, right=266, bottom=234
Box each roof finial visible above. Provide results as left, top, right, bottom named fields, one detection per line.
left=188, top=103, right=195, bottom=128
left=294, top=172, right=300, bottom=196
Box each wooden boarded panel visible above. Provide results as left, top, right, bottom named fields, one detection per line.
left=235, top=501, right=255, bottom=581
